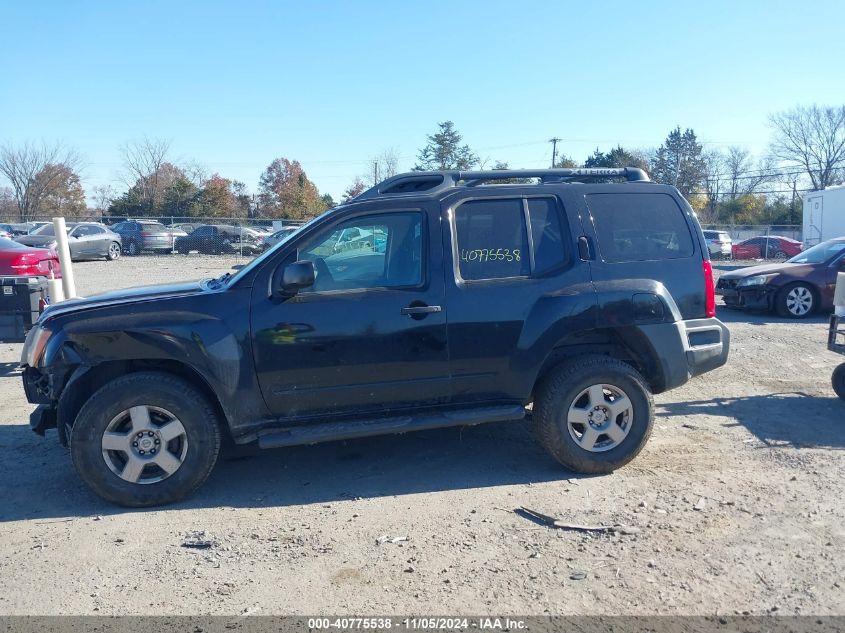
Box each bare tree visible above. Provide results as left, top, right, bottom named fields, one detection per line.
left=722, top=146, right=777, bottom=199
left=182, top=160, right=209, bottom=189
left=0, top=142, right=83, bottom=220
left=365, top=147, right=402, bottom=185
left=119, top=137, right=171, bottom=213
left=700, top=149, right=724, bottom=223
left=91, top=184, right=116, bottom=215
left=769, top=104, right=845, bottom=190
left=0, top=186, right=17, bottom=220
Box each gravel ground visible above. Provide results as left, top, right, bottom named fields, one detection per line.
left=0, top=255, right=843, bottom=616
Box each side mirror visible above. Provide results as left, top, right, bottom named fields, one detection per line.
left=275, top=260, right=315, bottom=296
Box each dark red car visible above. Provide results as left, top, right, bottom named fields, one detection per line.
left=0, top=237, right=62, bottom=278
left=731, top=235, right=803, bottom=259
left=716, top=238, right=845, bottom=318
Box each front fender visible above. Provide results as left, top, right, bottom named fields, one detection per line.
left=36, top=287, right=268, bottom=433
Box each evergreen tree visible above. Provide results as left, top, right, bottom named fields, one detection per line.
left=651, top=127, right=706, bottom=197
left=414, top=121, right=478, bottom=170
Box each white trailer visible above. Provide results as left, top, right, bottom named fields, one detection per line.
left=804, top=186, right=845, bottom=245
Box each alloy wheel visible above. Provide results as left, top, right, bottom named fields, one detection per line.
left=566, top=383, right=633, bottom=452
left=101, top=405, right=188, bottom=484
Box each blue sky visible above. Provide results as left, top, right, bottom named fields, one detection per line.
left=2, top=0, right=844, bottom=201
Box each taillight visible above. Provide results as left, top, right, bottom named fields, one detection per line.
left=703, top=260, right=716, bottom=318
left=10, top=254, right=38, bottom=274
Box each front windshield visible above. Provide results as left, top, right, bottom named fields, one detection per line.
left=787, top=240, right=845, bottom=264
left=225, top=210, right=338, bottom=285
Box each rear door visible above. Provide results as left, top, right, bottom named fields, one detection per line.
left=579, top=188, right=706, bottom=319
left=442, top=190, right=596, bottom=405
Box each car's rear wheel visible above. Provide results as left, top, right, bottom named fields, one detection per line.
left=776, top=282, right=816, bottom=319
left=773, top=250, right=786, bottom=259
left=832, top=364, right=845, bottom=400
left=533, top=355, right=654, bottom=474
left=70, top=372, right=221, bottom=507
left=107, top=242, right=121, bottom=261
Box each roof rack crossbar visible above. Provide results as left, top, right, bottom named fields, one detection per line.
left=355, top=168, right=649, bottom=200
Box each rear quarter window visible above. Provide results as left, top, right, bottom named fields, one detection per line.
left=586, top=193, right=695, bottom=263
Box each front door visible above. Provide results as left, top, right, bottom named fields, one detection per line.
left=250, top=207, right=451, bottom=419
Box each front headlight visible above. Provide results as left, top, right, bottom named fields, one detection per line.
left=22, top=326, right=51, bottom=368
left=737, top=275, right=773, bottom=287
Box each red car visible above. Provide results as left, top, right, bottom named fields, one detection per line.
left=0, top=237, right=62, bottom=278
left=731, top=235, right=803, bottom=260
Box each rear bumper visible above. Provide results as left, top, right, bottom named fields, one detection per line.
left=637, top=317, right=730, bottom=392
left=142, top=236, right=175, bottom=249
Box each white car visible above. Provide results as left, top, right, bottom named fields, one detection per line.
left=702, top=230, right=733, bottom=260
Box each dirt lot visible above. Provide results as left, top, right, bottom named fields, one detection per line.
left=0, top=256, right=843, bottom=616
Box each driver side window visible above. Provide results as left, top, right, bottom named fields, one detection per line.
left=298, top=212, right=423, bottom=293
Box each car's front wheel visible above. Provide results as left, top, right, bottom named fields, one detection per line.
left=70, top=372, right=221, bottom=507
left=533, top=355, right=654, bottom=474
left=776, top=282, right=816, bottom=319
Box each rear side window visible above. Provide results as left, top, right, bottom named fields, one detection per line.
left=586, top=193, right=694, bottom=263
left=454, top=199, right=530, bottom=280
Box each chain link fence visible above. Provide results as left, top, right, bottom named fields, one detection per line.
left=700, top=224, right=802, bottom=242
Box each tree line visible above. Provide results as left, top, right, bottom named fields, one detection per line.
left=1, top=104, right=843, bottom=225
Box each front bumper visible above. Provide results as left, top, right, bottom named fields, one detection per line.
left=716, top=285, right=772, bottom=310
left=30, top=404, right=57, bottom=436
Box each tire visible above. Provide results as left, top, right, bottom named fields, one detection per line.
left=70, top=372, right=221, bottom=507
left=776, top=282, right=816, bottom=319
left=773, top=250, right=786, bottom=259
left=107, top=242, right=121, bottom=261
left=177, top=245, right=189, bottom=255
left=533, top=355, right=654, bottom=474
left=127, top=240, right=139, bottom=256
left=832, top=364, right=845, bottom=400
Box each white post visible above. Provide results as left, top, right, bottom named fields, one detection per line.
left=52, top=217, right=77, bottom=299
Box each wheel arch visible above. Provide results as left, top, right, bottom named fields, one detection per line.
left=532, top=327, right=665, bottom=398
left=57, top=359, right=232, bottom=447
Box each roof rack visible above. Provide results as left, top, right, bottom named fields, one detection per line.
left=355, top=167, right=650, bottom=200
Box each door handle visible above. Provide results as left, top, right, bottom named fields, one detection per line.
left=578, top=236, right=594, bottom=261
left=401, top=304, right=442, bottom=317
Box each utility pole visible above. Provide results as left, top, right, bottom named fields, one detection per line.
left=549, top=138, right=562, bottom=168
left=373, top=160, right=379, bottom=185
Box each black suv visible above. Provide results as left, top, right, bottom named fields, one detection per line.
left=21, top=168, right=729, bottom=506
